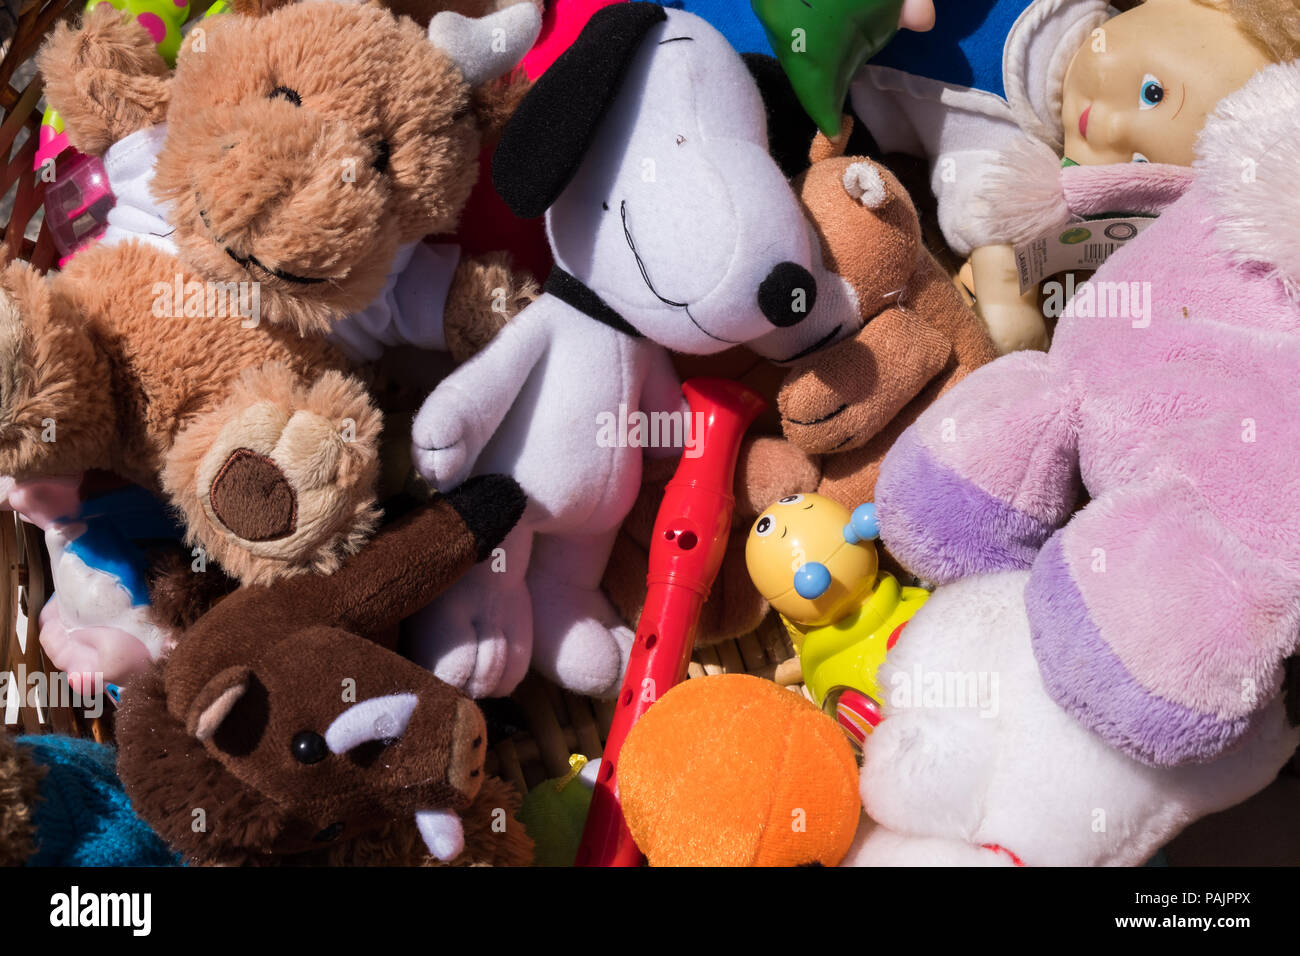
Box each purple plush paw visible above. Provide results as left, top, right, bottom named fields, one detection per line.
left=876, top=428, right=1059, bottom=584
left=1026, top=531, right=1254, bottom=767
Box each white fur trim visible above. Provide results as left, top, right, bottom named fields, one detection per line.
left=1197, top=59, right=1300, bottom=298
left=843, top=162, right=889, bottom=208
left=967, top=136, right=1069, bottom=245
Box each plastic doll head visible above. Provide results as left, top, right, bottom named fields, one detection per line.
left=1061, top=0, right=1273, bottom=166
left=745, top=493, right=878, bottom=627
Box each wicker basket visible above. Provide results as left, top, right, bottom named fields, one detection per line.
left=0, top=0, right=95, bottom=745
left=0, top=0, right=805, bottom=800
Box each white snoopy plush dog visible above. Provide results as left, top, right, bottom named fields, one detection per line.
left=408, top=3, right=854, bottom=698
left=843, top=572, right=1299, bottom=866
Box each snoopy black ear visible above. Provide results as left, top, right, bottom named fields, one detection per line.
left=492, top=1, right=667, bottom=219
left=742, top=53, right=819, bottom=180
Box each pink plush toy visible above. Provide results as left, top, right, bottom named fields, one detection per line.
left=875, top=59, right=1300, bottom=768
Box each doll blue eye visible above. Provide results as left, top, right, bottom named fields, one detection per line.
left=1139, top=74, right=1164, bottom=110
left=1132, top=152, right=1151, bottom=163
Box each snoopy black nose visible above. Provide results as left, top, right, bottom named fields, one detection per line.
left=758, top=262, right=818, bottom=328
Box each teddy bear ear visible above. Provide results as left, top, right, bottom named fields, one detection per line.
left=185, top=665, right=253, bottom=742
left=842, top=162, right=891, bottom=210
left=427, top=0, right=542, bottom=87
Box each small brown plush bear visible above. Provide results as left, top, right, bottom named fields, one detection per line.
left=116, top=477, right=535, bottom=866
left=0, top=0, right=539, bottom=586
left=775, top=120, right=999, bottom=507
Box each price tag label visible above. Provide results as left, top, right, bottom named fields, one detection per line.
left=1013, top=217, right=1155, bottom=295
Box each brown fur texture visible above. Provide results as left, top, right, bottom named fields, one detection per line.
left=314, top=776, right=533, bottom=866
left=444, top=250, right=540, bottom=364
left=153, top=5, right=486, bottom=333
left=231, top=0, right=515, bottom=27
left=147, top=548, right=241, bottom=631
left=0, top=732, right=43, bottom=868
left=2, top=1, right=534, bottom=585
left=36, top=5, right=171, bottom=156
left=116, top=486, right=528, bottom=866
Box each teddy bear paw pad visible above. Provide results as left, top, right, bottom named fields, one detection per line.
left=209, top=448, right=297, bottom=541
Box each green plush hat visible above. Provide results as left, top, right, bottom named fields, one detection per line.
left=752, top=0, right=904, bottom=134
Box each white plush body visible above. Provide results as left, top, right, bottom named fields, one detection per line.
left=844, top=572, right=1299, bottom=866
left=409, top=7, right=853, bottom=697
left=410, top=297, right=679, bottom=697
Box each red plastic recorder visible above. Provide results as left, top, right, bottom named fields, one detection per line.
left=575, top=377, right=765, bottom=867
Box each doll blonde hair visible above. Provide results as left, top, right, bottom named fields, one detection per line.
left=1196, top=0, right=1300, bottom=62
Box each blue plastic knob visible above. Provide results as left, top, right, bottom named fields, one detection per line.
left=794, top=561, right=832, bottom=599
left=844, top=503, right=880, bottom=544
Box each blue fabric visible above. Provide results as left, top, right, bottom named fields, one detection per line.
left=661, top=0, right=772, bottom=54
left=19, top=735, right=181, bottom=867
left=63, top=486, right=183, bottom=607
left=871, top=0, right=1033, bottom=98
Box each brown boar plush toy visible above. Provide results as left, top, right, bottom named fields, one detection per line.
left=116, top=475, right=534, bottom=867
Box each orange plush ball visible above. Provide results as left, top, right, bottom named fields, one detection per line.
left=618, top=674, right=860, bottom=866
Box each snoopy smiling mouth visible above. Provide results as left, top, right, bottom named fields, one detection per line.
left=620, top=200, right=742, bottom=344
left=197, top=194, right=333, bottom=285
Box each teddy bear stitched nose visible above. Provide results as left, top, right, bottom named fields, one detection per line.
left=758, top=262, right=818, bottom=328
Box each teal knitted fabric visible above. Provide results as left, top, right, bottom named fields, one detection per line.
left=18, top=735, right=181, bottom=867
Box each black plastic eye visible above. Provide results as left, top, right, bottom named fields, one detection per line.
left=291, top=730, right=327, bottom=764
left=269, top=85, right=302, bottom=106
left=372, top=139, right=391, bottom=174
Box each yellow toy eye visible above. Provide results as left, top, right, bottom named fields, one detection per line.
left=777, top=494, right=804, bottom=505
left=755, top=515, right=775, bottom=537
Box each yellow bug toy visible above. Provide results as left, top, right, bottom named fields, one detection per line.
left=745, top=494, right=927, bottom=746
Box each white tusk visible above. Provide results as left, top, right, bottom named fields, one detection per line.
left=416, top=809, right=465, bottom=862
left=324, top=693, right=419, bottom=754
left=427, top=2, right=543, bottom=87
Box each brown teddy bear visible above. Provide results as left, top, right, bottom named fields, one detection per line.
left=0, top=0, right=539, bottom=586
left=116, top=478, right=535, bottom=866
left=605, top=120, right=996, bottom=642
left=776, top=120, right=999, bottom=508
